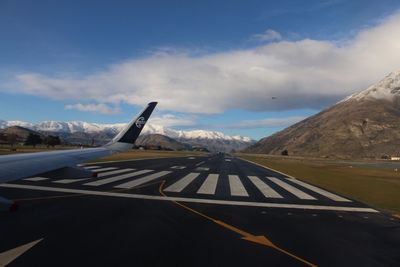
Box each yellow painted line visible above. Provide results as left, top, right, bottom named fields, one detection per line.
left=158, top=181, right=317, bottom=267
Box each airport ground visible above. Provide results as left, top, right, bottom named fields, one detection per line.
left=0, top=152, right=399, bottom=266
left=238, top=153, right=400, bottom=216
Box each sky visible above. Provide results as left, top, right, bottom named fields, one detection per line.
left=1, top=0, right=400, bottom=140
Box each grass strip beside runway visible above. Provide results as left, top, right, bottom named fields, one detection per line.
left=238, top=154, right=400, bottom=215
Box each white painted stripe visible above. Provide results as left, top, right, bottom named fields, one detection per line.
left=170, top=166, right=186, bottom=170
left=84, top=170, right=153, bottom=186
left=228, top=175, right=248, bottom=197
left=91, top=167, right=118, bottom=172
left=196, top=167, right=209, bottom=171
left=0, top=183, right=378, bottom=213
left=197, top=174, right=218, bottom=195
left=268, top=177, right=316, bottom=200
left=188, top=157, right=196, bottom=159
left=248, top=176, right=283, bottom=198
left=164, top=173, right=200, bottom=192
left=83, top=166, right=101, bottom=170
left=53, top=178, right=90, bottom=184
left=225, top=159, right=232, bottom=162
left=97, top=168, right=135, bottom=177
left=114, top=171, right=171, bottom=189
left=286, top=178, right=351, bottom=202
left=195, top=161, right=205, bottom=166
left=23, top=177, right=48, bottom=182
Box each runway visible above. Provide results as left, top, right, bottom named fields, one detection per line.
left=0, top=154, right=399, bottom=266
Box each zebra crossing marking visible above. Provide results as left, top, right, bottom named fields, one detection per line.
left=248, top=176, right=282, bottom=198
left=53, top=178, right=90, bottom=184
left=24, top=177, right=48, bottom=182
left=97, top=168, right=135, bottom=177
left=228, top=175, right=248, bottom=197
left=268, top=177, right=316, bottom=200
left=170, top=166, right=186, bottom=170
left=164, top=173, right=200, bottom=192
left=84, top=170, right=153, bottom=186
left=114, top=171, right=171, bottom=189
left=286, top=178, right=351, bottom=202
left=82, top=166, right=101, bottom=170
left=197, top=174, right=218, bottom=195
left=91, top=167, right=118, bottom=173
left=20, top=168, right=353, bottom=204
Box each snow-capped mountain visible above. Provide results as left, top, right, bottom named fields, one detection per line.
left=342, top=70, right=400, bottom=102
left=0, top=120, right=254, bottom=152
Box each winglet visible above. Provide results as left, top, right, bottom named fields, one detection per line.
left=105, top=102, right=157, bottom=151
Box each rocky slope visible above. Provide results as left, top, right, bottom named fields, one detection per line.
left=245, top=71, right=400, bottom=158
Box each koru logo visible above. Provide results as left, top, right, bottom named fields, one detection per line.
left=135, top=117, right=146, bottom=128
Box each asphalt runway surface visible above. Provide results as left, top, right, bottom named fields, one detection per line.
left=0, top=154, right=399, bottom=266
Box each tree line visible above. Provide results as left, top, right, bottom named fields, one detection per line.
left=0, top=132, right=61, bottom=148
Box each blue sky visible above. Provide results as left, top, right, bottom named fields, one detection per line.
left=1, top=0, right=400, bottom=139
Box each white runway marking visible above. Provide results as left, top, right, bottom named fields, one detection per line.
left=84, top=170, right=153, bottom=186
left=248, top=176, right=283, bottom=198
left=287, top=178, right=351, bottom=202
left=0, top=183, right=379, bottom=213
left=164, top=173, right=200, bottom=192
left=225, top=159, right=232, bottom=162
left=195, top=161, right=205, bottom=166
left=114, top=171, right=171, bottom=189
left=170, top=166, right=186, bottom=170
left=228, top=175, right=248, bottom=197
left=196, top=167, right=209, bottom=171
left=97, top=168, right=135, bottom=177
left=268, top=177, right=316, bottom=200
left=23, top=177, right=48, bottom=182
left=83, top=166, right=101, bottom=170
left=188, top=157, right=196, bottom=159
left=197, top=174, right=219, bottom=195
left=91, top=167, right=118, bottom=172
left=53, top=178, right=90, bottom=184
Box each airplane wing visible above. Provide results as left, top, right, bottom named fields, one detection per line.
left=0, top=102, right=157, bottom=211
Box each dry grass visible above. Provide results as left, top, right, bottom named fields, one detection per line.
left=90, top=150, right=207, bottom=162
left=238, top=153, right=400, bottom=215
left=0, top=145, right=74, bottom=155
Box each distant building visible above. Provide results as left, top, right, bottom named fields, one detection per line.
left=391, top=156, right=400, bottom=161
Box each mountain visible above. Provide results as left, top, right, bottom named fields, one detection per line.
left=0, top=120, right=253, bottom=152
left=245, top=70, right=400, bottom=159
left=135, top=134, right=192, bottom=151
left=0, top=126, right=38, bottom=140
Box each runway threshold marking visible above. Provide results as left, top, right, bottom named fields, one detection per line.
left=228, top=175, right=248, bottom=197
left=0, top=238, right=43, bottom=267
left=248, top=176, right=282, bottom=199
left=197, top=174, right=218, bottom=195
left=268, top=177, right=316, bottom=200
left=286, top=178, right=351, bottom=202
left=159, top=181, right=317, bottom=267
left=23, top=177, right=48, bottom=182
left=84, top=169, right=152, bottom=186
left=164, top=173, right=200, bottom=192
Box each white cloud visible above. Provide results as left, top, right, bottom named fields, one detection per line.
left=8, top=12, right=400, bottom=114
left=251, top=29, right=282, bottom=42
left=149, top=114, right=196, bottom=127
left=225, top=116, right=307, bottom=129
left=65, top=103, right=120, bottom=114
